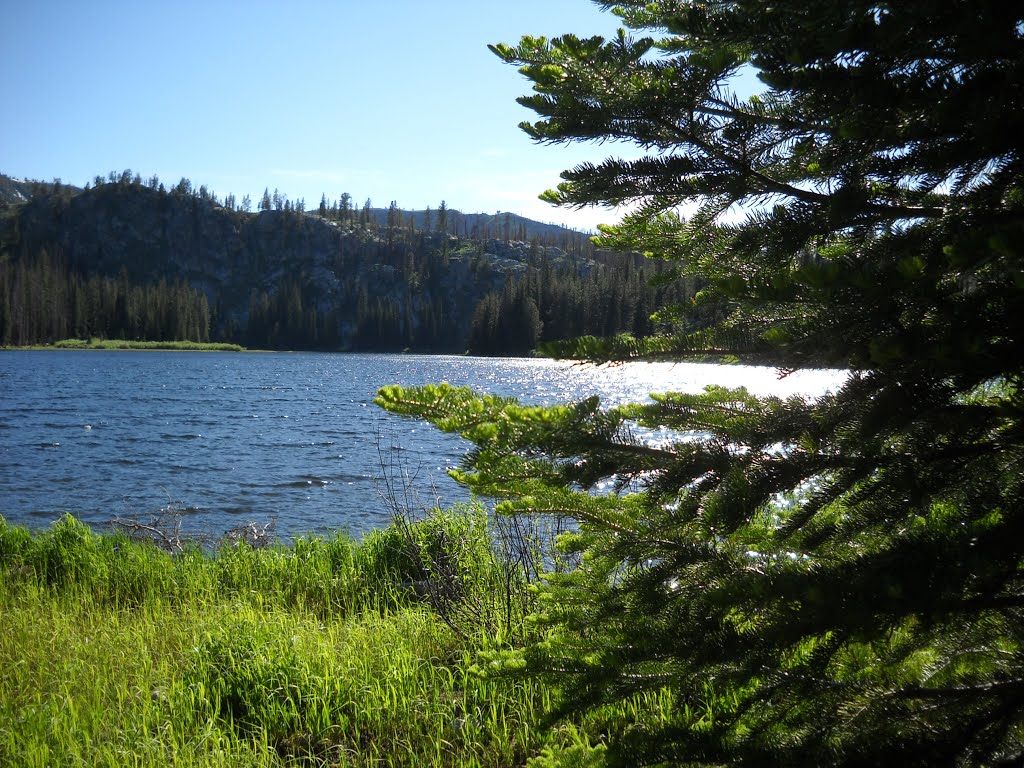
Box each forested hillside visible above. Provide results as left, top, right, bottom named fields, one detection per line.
left=0, top=172, right=703, bottom=352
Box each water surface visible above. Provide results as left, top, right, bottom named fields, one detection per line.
left=0, top=351, right=844, bottom=538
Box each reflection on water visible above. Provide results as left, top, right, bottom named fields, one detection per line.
left=0, top=351, right=845, bottom=537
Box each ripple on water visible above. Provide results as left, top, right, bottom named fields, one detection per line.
left=274, top=477, right=332, bottom=489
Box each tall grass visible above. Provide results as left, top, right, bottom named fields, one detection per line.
left=0, top=512, right=550, bottom=767
left=0, top=512, right=674, bottom=767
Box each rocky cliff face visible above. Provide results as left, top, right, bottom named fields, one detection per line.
left=0, top=176, right=595, bottom=351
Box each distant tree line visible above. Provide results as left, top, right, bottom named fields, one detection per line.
left=0, top=241, right=708, bottom=355
left=0, top=251, right=210, bottom=346
left=244, top=278, right=343, bottom=351
left=231, top=238, right=705, bottom=354
left=467, top=258, right=711, bottom=355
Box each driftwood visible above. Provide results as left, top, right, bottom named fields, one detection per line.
left=111, top=502, right=276, bottom=553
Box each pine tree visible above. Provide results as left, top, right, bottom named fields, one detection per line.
left=339, top=192, right=353, bottom=224
left=386, top=200, right=401, bottom=247
left=378, top=1, right=1024, bottom=765
left=437, top=199, right=448, bottom=234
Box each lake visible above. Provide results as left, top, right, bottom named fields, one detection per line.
left=0, top=351, right=845, bottom=539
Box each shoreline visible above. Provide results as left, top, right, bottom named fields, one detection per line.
left=1, top=338, right=247, bottom=352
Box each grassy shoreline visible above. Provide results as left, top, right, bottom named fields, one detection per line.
left=1, top=338, right=247, bottom=352
left=0, top=511, right=620, bottom=767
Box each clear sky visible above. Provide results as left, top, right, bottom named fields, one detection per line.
left=1, top=0, right=644, bottom=232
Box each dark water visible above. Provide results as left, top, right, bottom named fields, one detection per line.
left=0, top=351, right=844, bottom=538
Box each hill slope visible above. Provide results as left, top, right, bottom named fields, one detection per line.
left=1, top=173, right=658, bottom=352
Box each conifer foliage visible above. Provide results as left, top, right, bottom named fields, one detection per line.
left=378, top=1, right=1024, bottom=764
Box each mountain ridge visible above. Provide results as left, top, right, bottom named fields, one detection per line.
left=1, top=171, right=676, bottom=353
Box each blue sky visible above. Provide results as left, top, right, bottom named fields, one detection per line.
left=1, top=1, right=644, bottom=232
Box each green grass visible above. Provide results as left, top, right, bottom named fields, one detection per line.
left=0, top=511, right=671, bottom=767
left=0, top=512, right=556, bottom=767
left=2, top=338, right=246, bottom=351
